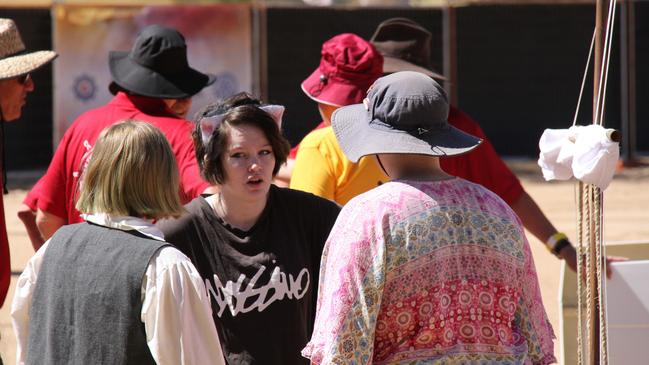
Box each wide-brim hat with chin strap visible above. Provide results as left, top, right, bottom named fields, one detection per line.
left=332, top=71, right=481, bottom=163
left=109, top=24, right=215, bottom=99
left=370, top=17, right=446, bottom=81
left=0, top=18, right=57, bottom=80
left=301, top=33, right=383, bottom=107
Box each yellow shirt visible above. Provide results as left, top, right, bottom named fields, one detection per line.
left=290, top=126, right=388, bottom=205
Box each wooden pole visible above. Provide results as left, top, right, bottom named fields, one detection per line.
left=620, top=0, right=638, bottom=165
left=589, top=1, right=605, bottom=364
left=442, top=6, right=458, bottom=106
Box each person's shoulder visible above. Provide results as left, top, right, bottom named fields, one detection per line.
left=157, top=197, right=209, bottom=234
left=299, top=126, right=334, bottom=149
left=53, top=221, right=87, bottom=235
left=64, top=103, right=113, bottom=134
left=448, top=106, right=486, bottom=137
left=272, top=185, right=335, bottom=204
left=345, top=181, right=399, bottom=206
left=453, top=178, right=515, bottom=213
left=146, top=114, right=194, bottom=138
left=272, top=185, right=340, bottom=212
left=48, top=222, right=98, bottom=244
left=153, top=245, right=193, bottom=266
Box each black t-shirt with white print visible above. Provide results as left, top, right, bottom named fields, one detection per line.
left=158, top=185, right=341, bottom=365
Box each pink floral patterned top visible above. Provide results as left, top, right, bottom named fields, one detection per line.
left=302, top=178, right=556, bottom=365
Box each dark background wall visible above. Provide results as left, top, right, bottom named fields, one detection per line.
left=2, top=4, right=647, bottom=172
left=268, top=4, right=647, bottom=158
left=0, top=8, right=54, bottom=171
left=455, top=4, right=620, bottom=156
left=266, top=7, right=443, bottom=147
left=633, top=3, right=649, bottom=152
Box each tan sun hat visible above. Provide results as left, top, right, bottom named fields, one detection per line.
left=370, top=18, right=446, bottom=81
left=0, top=18, right=57, bottom=81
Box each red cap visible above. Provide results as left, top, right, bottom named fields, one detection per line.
left=301, top=33, right=383, bottom=107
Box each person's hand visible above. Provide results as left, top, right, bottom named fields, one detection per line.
left=559, top=244, right=578, bottom=273
left=604, top=255, right=629, bottom=279
left=18, top=203, right=44, bottom=250
left=559, top=244, right=628, bottom=279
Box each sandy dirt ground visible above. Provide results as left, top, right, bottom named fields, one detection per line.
left=0, top=159, right=648, bottom=364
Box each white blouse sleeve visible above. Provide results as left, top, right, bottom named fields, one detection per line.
left=11, top=239, right=51, bottom=365
left=141, top=246, right=226, bottom=365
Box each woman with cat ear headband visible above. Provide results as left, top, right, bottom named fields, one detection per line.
left=157, top=92, right=341, bottom=365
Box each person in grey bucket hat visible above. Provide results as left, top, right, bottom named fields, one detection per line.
left=304, top=71, right=557, bottom=365
left=332, top=71, right=481, bottom=164
left=368, top=18, right=625, bottom=276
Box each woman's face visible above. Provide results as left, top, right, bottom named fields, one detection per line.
left=220, top=123, right=275, bottom=201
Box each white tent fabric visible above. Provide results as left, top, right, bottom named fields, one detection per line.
left=538, top=124, right=619, bottom=190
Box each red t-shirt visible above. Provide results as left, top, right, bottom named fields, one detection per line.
left=441, top=106, right=524, bottom=206
left=23, top=176, right=42, bottom=211
left=37, top=92, right=209, bottom=224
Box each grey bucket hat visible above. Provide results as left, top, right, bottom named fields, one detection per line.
left=332, top=71, right=481, bottom=162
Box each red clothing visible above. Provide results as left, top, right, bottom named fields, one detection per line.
left=442, top=106, right=524, bottom=206
left=38, top=92, right=209, bottom=224
left=291, top=108, right=524, bottom=206
left=0, top=174, right=9, bottom=307
left=23, top=176, right=42, bottom=211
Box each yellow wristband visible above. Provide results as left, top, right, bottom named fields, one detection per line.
left=546, top=232, right=568, bottom=252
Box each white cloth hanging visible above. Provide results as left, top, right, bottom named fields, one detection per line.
left=538, top=124, right=619, bottom=190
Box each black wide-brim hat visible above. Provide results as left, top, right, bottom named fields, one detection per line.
left=108, top=24, right=215, bottom=99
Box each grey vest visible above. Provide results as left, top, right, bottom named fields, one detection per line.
left=27, top=222, right=169, bottom=365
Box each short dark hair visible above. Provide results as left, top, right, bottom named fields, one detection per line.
left=192, top=92, right=291, bottom=185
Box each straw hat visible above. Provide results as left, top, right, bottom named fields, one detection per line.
left=0, top=18, right=57, bottom=81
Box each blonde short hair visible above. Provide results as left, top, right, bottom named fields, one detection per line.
left=76, top=120, right=184, bottom=219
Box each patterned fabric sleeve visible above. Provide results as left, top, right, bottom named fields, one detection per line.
left=302, top=200, right=387, bottom=365
left=516, top=233, right=557, bottom=365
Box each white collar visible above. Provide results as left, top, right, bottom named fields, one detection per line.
left=81, top=213, right=165, bottom=241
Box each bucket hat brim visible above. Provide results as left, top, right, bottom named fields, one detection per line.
left=383, top=55, right=446, bottom=81
left=332, top=103, right=482, bottom=163
left=0, top=50, right=57, bottom=80
left=301, top=68, right=367, bottom=107
left=109, top=51, right=215, bottom=99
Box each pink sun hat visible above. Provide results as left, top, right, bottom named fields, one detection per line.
left=301, top=33, right=383, bottom=107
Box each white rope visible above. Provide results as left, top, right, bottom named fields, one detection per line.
left=573, top=30, right=596, bottom=127
left=574, top=2, right=616, bottom=364
left=594, top=0, right=617, bottom=125
left=597, top=191, right=609, bottom=363
left=598, top=0, right=618, bottom=126
left=576, top=182, right=585, bottom=365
